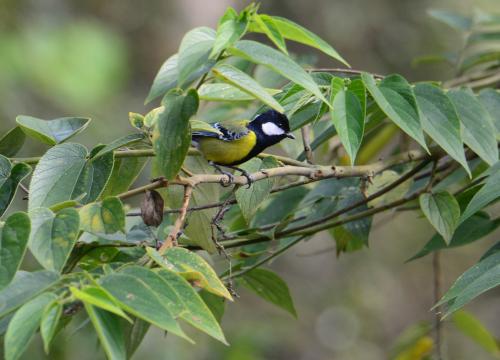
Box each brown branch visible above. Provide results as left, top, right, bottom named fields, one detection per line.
left=196, top=159, right=456, bottom=250
left=300, top=126, right=314, bottom=164
left=118, top=149, right=432, bottom=200
left=159, top=185, right=193, bottom=253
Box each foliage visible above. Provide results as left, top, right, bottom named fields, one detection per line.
left=0, top=4, right=499, bottom=359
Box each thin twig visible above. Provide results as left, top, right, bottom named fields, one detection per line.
left=127, top=177, right=323, bottom=216
left=224, top=235, right=307, bottom=280
left=443, top=67, right=499, bottom=88
left=262, top=159, right=431, bottom=236
left=307, top=67, right=385, bottom=79
left=196, top=52, right=224, bottom=90
left=425, top=161, right=439, bottom=192
left=208, top=192, right=422, bottom=250
left=301, top=126, right=314, bottom=164
left=465, top=71, right=500, bottom=89
left=159, top=185, right=193, bottom=253
left=18, top=182, right=29, bottom=194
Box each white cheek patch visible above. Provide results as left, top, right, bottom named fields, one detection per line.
left=262, top=122, right=285, bottom=136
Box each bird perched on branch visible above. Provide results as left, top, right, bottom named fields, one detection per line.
left=191, top=110, right=295, bottom=185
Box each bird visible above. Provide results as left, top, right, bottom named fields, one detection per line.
left=191, top=110, right=295, bottom=186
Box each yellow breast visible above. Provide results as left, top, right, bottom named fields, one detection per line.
left=197, top=132, right=257, bottom=165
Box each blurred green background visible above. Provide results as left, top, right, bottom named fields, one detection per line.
left=1, top=0, right=499, bottom=359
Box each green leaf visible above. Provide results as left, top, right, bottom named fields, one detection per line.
left=0, top=156, right=31, bottom=217
left=92, top=133, right=146, bottom=159
left=437, top=251, right=500, bottom=316
left=28, top=207, right=79, bottom=272
left=366, top=170, right=412, bottom=207
left=212, top=64, right=284, bottom=112
left=362, top=73, right=427, bottom=150
left=211, top=9, right=248, bottom=57
left=419, top=191, right=460, bottom=244
left=145, top=54, right=178, bottom=104
left=156, top=268, right=227, bottom=344
left=331, top=89, right=365, bottom=165
left=348, top=78, right=367, bottom=110
left=414, top=84, right=469, bottom=175
left=128, top=113, right=145, bottom=130
left=0, top=127, right=26, bottom=157
left=84, top=304, right=127, bottom=360
left=0, top=270, right=59, bottom=318
left=199, top=290, right=225, bottom=323
left=389, top=322, right=432, bottom=359
left=407, top=212, right=500, bottom=261
left=28, top=143, right=114, bottom=210
left=100, top=157, right=147, bottom=198
left=40, top=300, right=62, bottom=354
left=149, top=247, right=232, bottom=300
left=5, top=292, right=57, bottom=360
left=308, top=178, right=371, bottom=254
left=235, top=158, right=275, bottom=224
left=330, top=77, right=345, bottom=97
left=198, top=83, right=280, bottom=102
left=428, top=9, right=472, bottom=30
left=0, top=212, right=30, bottom=289
left=240, top=268, right=296, bottom=317
left=478, top=89, right=500, bottom=138
left=252, top=186, right=309, bottom=228
left=452, top=310, right=500, bottom=355
left=481, top=241, right=500, bottom=260
left=79, top=197, right=125, bottom=234
left=447, top=89, right=498, bottom=165
left=229, top=40, right=328, bottom=105
left=70, top=286, right=131, bottom=322
left=119, top=266, right=184, bottom=317
left=460, top=168, right=500, bottom=223
left=253, top=14, right=287, bottom=54
left=177, top=27, right=216, bottom=88
left=99, top=272, right=191, bottom=342
left=265, top=16, right=349, bottom=66
left=152, top=89, right=199, bottom=180
left=16, top=115, right=90, bottom=145
left=124, top=318, right=150, bottom=359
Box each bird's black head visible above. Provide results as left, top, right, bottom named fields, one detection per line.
left=249, top=110, right=295, bottom=145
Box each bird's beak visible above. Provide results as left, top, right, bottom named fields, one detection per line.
left=286, top=133, right=296, bottom=139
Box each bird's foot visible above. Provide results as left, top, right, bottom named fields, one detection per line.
left=239, top=169, right=254, bottom=188
left=209, top=161, right=234, bottom=187
left=219, top=170, right=234, bottom=187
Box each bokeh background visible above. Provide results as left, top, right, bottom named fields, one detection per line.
left=1, top=0, right=499, bottom=359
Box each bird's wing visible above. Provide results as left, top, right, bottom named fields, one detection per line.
left=190, top=119, right=224, bottom=138
left=192, top=119, right=250, bottom=141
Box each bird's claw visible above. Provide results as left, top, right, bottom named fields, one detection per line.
left=241, top=170, right=254, bottom=188
left=219, top=171, right=234, bottom=187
